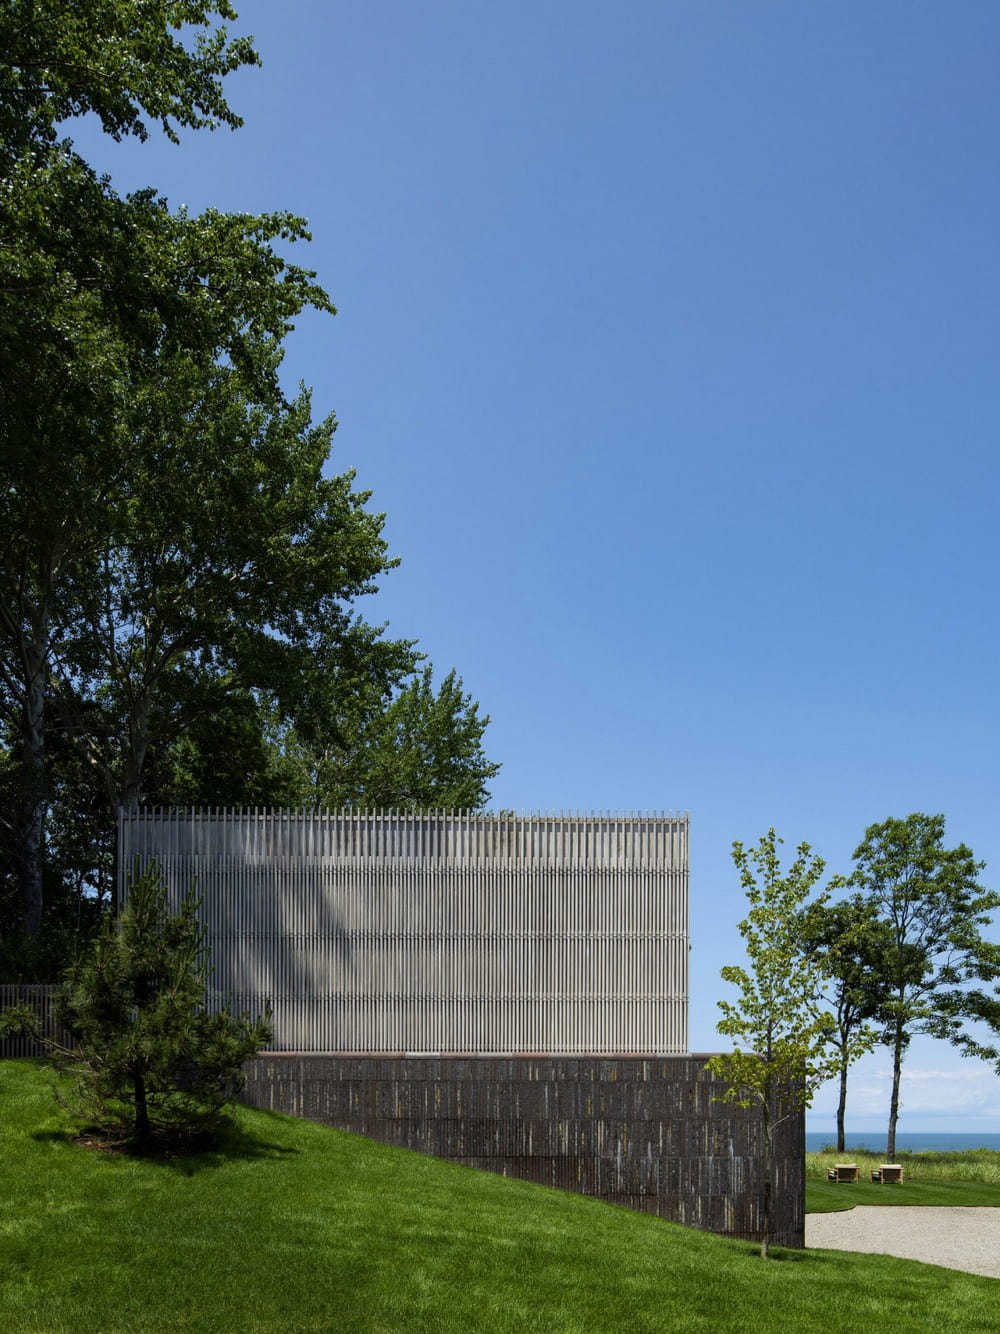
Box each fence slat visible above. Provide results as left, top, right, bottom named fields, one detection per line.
left=0, top=985, right=71, bottom=1057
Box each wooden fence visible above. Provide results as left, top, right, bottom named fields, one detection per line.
left=119, top=809, right=690, bottom=1055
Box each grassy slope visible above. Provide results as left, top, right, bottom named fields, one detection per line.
left=2, top=1062, right=997, bottom=1334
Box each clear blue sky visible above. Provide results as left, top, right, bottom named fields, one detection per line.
left=77, top=1, right=1000, bottom=1134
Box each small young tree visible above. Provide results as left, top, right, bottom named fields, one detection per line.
left=50, top=863, right=271, bottom=1151
left=705, top=830, right=841, bottom=1258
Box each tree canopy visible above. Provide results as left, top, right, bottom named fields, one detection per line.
left=849, top=813, right=1000, bottom=1159
left=0, top=1, right=500, bottom=974
left=0, top=0, right=258, bottom=147
left=796, top=893, right=888, bottom=1153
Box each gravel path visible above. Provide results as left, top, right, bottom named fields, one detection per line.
left=805, top=1206, right=1000, bottom=1279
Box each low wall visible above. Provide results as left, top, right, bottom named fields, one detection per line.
left=242, top=1053, right=804, bottom=1247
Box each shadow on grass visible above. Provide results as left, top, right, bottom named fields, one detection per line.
left=161, top=1123, right=301, bottom=1175
left=30, top=1120, right=300, bottom=1173
left=734, top=1245, right=813, bottom=1265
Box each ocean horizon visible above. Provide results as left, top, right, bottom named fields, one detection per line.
left=805, top=1131, right=1000, bottom=1154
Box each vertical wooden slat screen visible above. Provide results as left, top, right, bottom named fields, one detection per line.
left=0, top=985, right=72, bottom=1057
left=119, top=809, right=689, bottom=1056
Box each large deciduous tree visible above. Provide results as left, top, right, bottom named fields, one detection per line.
left=0, top=1, right=499, bottom=967
left=0, top=0, right=273, bottom=939
left=0, top=177, right=341, bottom=937
left=0, top=0, right=258, bottom=148
left=66, top=348, right=408, bottom=814
left=796, top=894, right=889, bottom=1153
left=706, top=830, right=840, bottom=1259
left=304, top=666, right=501, bottom=810
left=850, top=813, right=1000, bottom=1160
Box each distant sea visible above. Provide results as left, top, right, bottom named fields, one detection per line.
left=806, top=1132, right=1000, bottom=1154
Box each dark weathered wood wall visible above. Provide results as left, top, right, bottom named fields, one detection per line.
left=242, top=1053, right=804, bottom=1247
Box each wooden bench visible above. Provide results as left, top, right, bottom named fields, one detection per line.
left=871, top=1164, right=904, bottom=1184
left=827, top=1163, right=859, bottom=1183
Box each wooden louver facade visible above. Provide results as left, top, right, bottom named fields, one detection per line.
left=118, top=808, right=689, bottom=1056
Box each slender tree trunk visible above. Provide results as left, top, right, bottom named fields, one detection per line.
left=119, top=685, right=153, bottom=810
left=110, top=627, right=183, bottom=815
left=18, top=624, right=48, bottom=938
left=836, top=1053, right=849, bottom=1154
left=133, top=1069, right=151, bottom=1150
left=761, top=1108, right=772, bottom=1259
left=887, top=1019, right=905, bottom=1161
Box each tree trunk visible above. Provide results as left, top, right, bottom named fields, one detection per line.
left=887, top=1020, right=905, bottom=1160
left=836, top=1054, right=849, bottom=1154
left=18, top=626, right=48, bottom=938
left=119, top=683, right=154, bottom=810
left=760, top=1110, right=772, bottom=1259
left=133, top=1069, right=151, bottom=1150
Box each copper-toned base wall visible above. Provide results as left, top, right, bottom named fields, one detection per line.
left=242, top=1054, right=804, bottom=1247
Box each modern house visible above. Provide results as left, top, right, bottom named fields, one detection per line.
left=119, top=807, right=803, bottom=1246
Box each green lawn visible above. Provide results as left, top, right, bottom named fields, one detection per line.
left=806, top=1147, right=1000, bottom=1212
left=806, top=1176, right=1000, bottom=1212
left=2, top=1061, right=997, bottom=1333
left=807, top=1146, right=1000, bottom=1184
